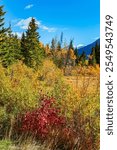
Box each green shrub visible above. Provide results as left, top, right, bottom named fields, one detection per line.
left=0, top=139, right=12, bottom=150
left=0, top=62, right=40, bottom=138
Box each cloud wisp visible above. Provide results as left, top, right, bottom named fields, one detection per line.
left=24, top=4, right=34, bottom=10
left=41, top=25, right=57, bottom=32
left=15, top=17, right=57, bottom=33
left=15, top=17, right=33, bottom=29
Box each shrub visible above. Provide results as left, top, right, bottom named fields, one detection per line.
left=36, top=59, right=80, bottom=118
left=0, top=61, right=39, bottom=114
left=15, top=97, right=66, bottom=140
left=0, top=139, right=12, bottom=150
left=0, top=62, right=40, bottom=138
left=37, top=59, right=62, bottom=86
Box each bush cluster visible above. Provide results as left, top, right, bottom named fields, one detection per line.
left=16, top=97, right=65, bottom=140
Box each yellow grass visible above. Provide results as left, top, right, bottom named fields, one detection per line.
left=64, top=66, right=100, bottom=98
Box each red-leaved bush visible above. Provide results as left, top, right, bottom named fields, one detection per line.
left=16, top=97, right=65, bottom=139
left=14, top=99, right=98, bottom=149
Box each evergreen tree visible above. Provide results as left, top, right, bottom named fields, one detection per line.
left=51, top=38, right=56, bottom=51
left=69, top=39, right=74, bottom=50
left=57, top=41, right=61, bottom=51
left=66, top=39, right=74, bottom=66
left=0, top=7, right=20, bottom=67
left=95, top=43, right=100, bottom=65
left=74, top=47, right=79, bottom=64
left=0, top=5, right=7, bottom=66
left=79, top=51, right=86, bottom=66
left=0, top=5, right=6, bottom=37
left=20, top=32, right=27, bottom=61
left=0, top=5, right=9, bottom=42
left=60, top=32, right=63, bottom=47
left=12, top=34, right=21, bottom=60
left=92, top=47, right=96, bottom=66
left=0, top=25, right=21, bottom=67
left=50, top=37, right=57, bottom=57
left=89, top=47, right=96, bottom=66
left=24, top=18, right=44, bottom=68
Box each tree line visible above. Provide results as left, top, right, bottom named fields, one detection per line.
left=0, top=5, right=100, bottom=70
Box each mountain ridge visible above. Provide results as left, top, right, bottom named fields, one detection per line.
left=78, top=38, right=100, bottom=56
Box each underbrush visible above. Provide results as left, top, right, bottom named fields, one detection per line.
left=0, top=60, right=100, bottom=150
left=12, top=94, right=99, bottom=150
left=0, top=139, right=12, bottom=150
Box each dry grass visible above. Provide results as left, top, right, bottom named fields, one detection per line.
left=64, top=66, right=100, bottom=98
left=64, top=75, right=100, bottom=98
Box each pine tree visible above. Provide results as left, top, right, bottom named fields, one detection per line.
left=12, top=34, right=21, bottom=60
left=89, top=47, right=96, bottom=66
left=74, top=47, right=79, bottom=64
left=66, top=39, right=75, bottom=66
left=92, top=48, right=96, bottom=66
left=0, top=6, right=21, bottom=67
left=0, top=25, right=21, bottom=67
left=57, top=41, right=61, bottom=51
left=0, top=5, right=8, bottom=42
left=60, top=32, right=63, bottom=47
left=79, top=51, right=86, bottom=66
left=24, top=18, right=44, bottom=68
left=0, top=5, right=6, bottom=35
left=95, top=43, right=100, bottom=65
left=51, top=38, right=56, bottom=51
left=69, top=39, right=74, bottom=50
left=20, top=32, right=27, bottom=61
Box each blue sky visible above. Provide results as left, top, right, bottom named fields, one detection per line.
left=1, top=0, right=100, bottom=47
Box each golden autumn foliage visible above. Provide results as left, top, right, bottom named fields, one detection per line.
left=44, top=44, right=51, bottom=55
left=69, top=48, right=76, bottom=60
left=0, top=60, right=100, bottom=149
left=0, top=62, right=39, bottom=116
left=71, top=65, right=100, bottom=76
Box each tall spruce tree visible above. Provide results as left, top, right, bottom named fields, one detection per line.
left=0, top=6, right=21, bottom=67
left=24, top=18, right=44, bottom=68
left=1, top=25, right=21, bottom=67
left=0, top=5, right=7, bottom=40
left=20, top=32, right=27, bottom=61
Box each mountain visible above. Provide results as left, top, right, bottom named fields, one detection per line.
left=78, top=38, right=100, bottom=56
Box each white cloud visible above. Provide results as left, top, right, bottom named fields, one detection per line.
left=12, top=19, right=21, bottom=23
left=15, top=17, right=37, bottom=29
left=41, top=25, right=57, bottom=32
left=77, top=44, right=84, bottom=48
left=15, top=17, right=57, bottom=32
left=25, top=4, right=34, bottom=9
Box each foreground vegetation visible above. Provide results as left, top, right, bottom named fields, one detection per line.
left=0, top=61, right=100, bottom=150
left=0, top=5, right=100, bottom=150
